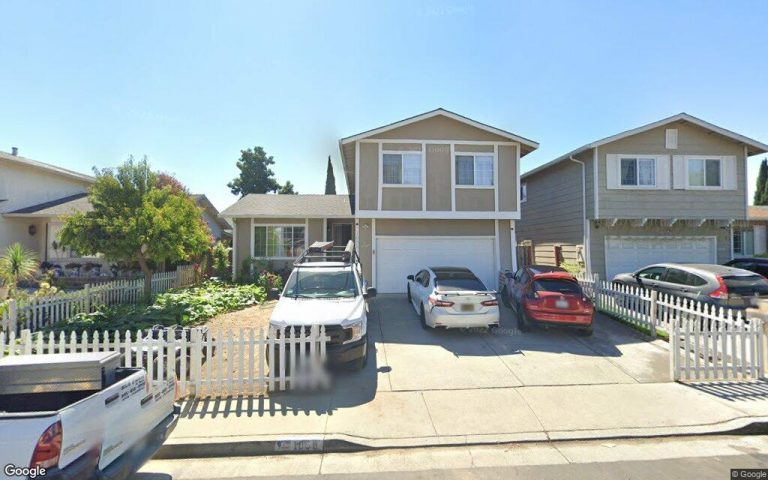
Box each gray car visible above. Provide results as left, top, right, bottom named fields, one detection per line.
left=612, top=263, right=768, bottom=309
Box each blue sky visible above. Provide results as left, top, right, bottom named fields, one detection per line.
left=1, top=0, right=767, bottom=210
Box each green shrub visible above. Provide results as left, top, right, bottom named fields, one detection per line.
left=559, top=260, right=584, bottom=275
left=46, top=280, right=265, bottom=334
left=256, top=271, right=283, bottom=292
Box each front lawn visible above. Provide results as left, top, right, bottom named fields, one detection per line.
left=45, top=280, right=266, bottom=334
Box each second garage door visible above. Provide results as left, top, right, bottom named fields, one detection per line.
left=375, top=237, right=496, bottom=294
left=604, top=235, right=717, bottom=280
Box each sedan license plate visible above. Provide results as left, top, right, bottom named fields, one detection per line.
left=461, top=303, right=474, bottom=312
left=555, top=299, right=569, bottom=309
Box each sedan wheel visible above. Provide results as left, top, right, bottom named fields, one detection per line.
left=516, top=304, right=531, bottom=332
left=419, top=304, right=428, bottom=329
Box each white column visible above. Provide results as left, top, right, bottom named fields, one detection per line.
left=510, top=221, right=518, bottom=271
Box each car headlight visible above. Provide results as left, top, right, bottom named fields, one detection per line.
left=345, top=318, right=366, bottom=343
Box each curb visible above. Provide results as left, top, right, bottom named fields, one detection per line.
left=154, top=418, right=768, bottom=459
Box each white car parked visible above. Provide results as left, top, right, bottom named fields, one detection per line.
left=406, top=267, right=499, bottom=329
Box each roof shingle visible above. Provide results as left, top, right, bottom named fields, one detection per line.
left=220, top=194, right=353, bottom=218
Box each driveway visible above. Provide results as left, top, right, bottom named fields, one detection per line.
left=361, top=294, right=670, bottom=394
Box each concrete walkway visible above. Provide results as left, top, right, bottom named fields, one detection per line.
left=158, top=297, right=768, bottom=457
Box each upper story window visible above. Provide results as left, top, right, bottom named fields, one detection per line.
left=687, top=158, right=721, bottom=188
left=383, top=153, right=422, bottom=185
left=520, top=182, right=527, bottom=203
left=620, top=157, right=656, bottom=187
left=254, top=225, right=305, bottom=258
left=456, top=154, right=494, bottom=186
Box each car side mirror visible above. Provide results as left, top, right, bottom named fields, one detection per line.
left=407, top=275, right=414, bottom=281
left=364, top=287, right=377, bottom=299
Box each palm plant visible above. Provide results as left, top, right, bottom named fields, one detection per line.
left=0, top=243, right=39, bottom=294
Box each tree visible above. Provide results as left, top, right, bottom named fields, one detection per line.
left=0, top=243, right=39, bottom=294
left=757, top=158, right=768, bottom=205
left=278, top=180, right=298, bottom=194
left=156, top=171, right=190, bottom=195
left=60, top=156, right=211, bottom=302
left=325, top=156, right=336, bottom=194
left=228, top=147, right=281, bottom=196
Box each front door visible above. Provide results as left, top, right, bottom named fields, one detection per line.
left=332, top=223, right=353, bottom=247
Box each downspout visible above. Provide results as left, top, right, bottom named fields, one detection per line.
left=569, top=156, right=591, bottom=275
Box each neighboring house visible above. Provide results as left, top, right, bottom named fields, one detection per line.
left=0, top=149, right=94, bottom=264
left=1, top=149, right=227, bottom=267
left=191, top=194, right=231, bottom=241
left=517, top=113, right=768, bottom=280
left=221, top=108, right=538, bottom=292
left=735, top=206, right=768, bottom=257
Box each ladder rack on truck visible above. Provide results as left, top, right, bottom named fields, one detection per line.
left=294, top=240, right=360, bottom=266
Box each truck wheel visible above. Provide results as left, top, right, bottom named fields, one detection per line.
left=577, top=326, right=594, bottom=337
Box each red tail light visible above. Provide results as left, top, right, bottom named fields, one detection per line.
left=481, top=299, right=498, bottom=306
left=30, top=421, right=62, bottom=469
left=709, top=275, right=729, bottom=299
left=428, top=296, right=454, bottom=307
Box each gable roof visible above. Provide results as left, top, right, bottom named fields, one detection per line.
left=522, top=113, right=768, bottom=180
left=4, top=193, right=91, bottom=217
left=191, top=194, right=231, bottom=230
left=339, top=108, right=539, bottom=149
left=0, top=150, right=94, bottom=183
left=220, top=194, right=353, bottom=218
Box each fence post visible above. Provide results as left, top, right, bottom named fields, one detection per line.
left=21, top=329, right=32, bottom=355
left=84, top=284, right=91, bottom=313
left=8, top=299, right=17, bottom=335
left=649, top=289, right=657, bottom=339
left=762, top=319, right=767, bottom=380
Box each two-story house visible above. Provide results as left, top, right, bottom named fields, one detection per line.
left=221, top=108, right=538, bottom=292
left=517, top=113, right=768, bottom=280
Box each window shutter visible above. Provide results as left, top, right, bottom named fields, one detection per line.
left=722, top=155, right=737, bottom=190
left=672, top=155, right=686, bottom=189
left=656, top=155, right=671, bottom=189
left=605, top=154, right=618, bottom=189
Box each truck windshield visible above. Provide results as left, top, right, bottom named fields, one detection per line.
left=284, top=270, right=359, bottom=298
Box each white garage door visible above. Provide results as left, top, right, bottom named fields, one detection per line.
left=375, top=237, right=496, bottom=294
left=605, top=235, right=717, bottom=280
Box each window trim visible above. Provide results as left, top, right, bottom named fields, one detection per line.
left=520, top=182, right=527, bottom=203
left=454, top=152, right=496, bottom=189
left=617, top=155, right=658, bottom=189
left=381, top=150, right=423, bottom=187
left=251, top=223, right=307, bottom=259
left=685, top=156, right=724, bottom=190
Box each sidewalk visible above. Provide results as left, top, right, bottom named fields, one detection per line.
left=157, top=379, right=768, bottom=458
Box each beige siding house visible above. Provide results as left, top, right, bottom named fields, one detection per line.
left=518, top=113, right=768, bottom=280
left=221, top=109, right=539, bottom=292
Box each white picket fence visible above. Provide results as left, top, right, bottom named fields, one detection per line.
left=1, top=265, right=196, bottom=335
left=576, top=274, right=765, bottom=381
left=0, top=326, right=330, bottom=396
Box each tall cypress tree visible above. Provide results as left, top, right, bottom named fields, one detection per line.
left=756, top=159, right=768, bottom=205
left=325, top=156, right=337, bottom=194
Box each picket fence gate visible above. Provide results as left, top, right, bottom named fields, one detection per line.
left=1, top=265, right=196, bottom=335
left=576, top=274, right=765, bottom=382
left=0, top=326, right=330, bottom=396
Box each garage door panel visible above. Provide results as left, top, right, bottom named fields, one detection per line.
left=605, top=235, right=716, bottom=280
left=376, top=237, right=496, bottom=294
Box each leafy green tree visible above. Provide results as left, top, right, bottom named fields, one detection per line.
left=757, top=158, right=768, bottom=205
left=228, top=147, right=281, bottom=196
left=0, top=243, right=39, bottom=294
left=278, top=180, right=298, bottom=194
left=60, top=156, right=211, bottom=302
left=325, top=156, right=336, bottom=194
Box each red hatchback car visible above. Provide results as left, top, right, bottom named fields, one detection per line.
left=499, top=265, right=594, bottom=335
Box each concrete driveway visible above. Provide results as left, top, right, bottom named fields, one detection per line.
left=363, top=294, right=670, bottom=394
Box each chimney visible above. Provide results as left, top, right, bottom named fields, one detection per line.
left=11, top=147, right=18, bottom=156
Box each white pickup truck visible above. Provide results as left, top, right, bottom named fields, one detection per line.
left=0, top=351, right=178, bottom=480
